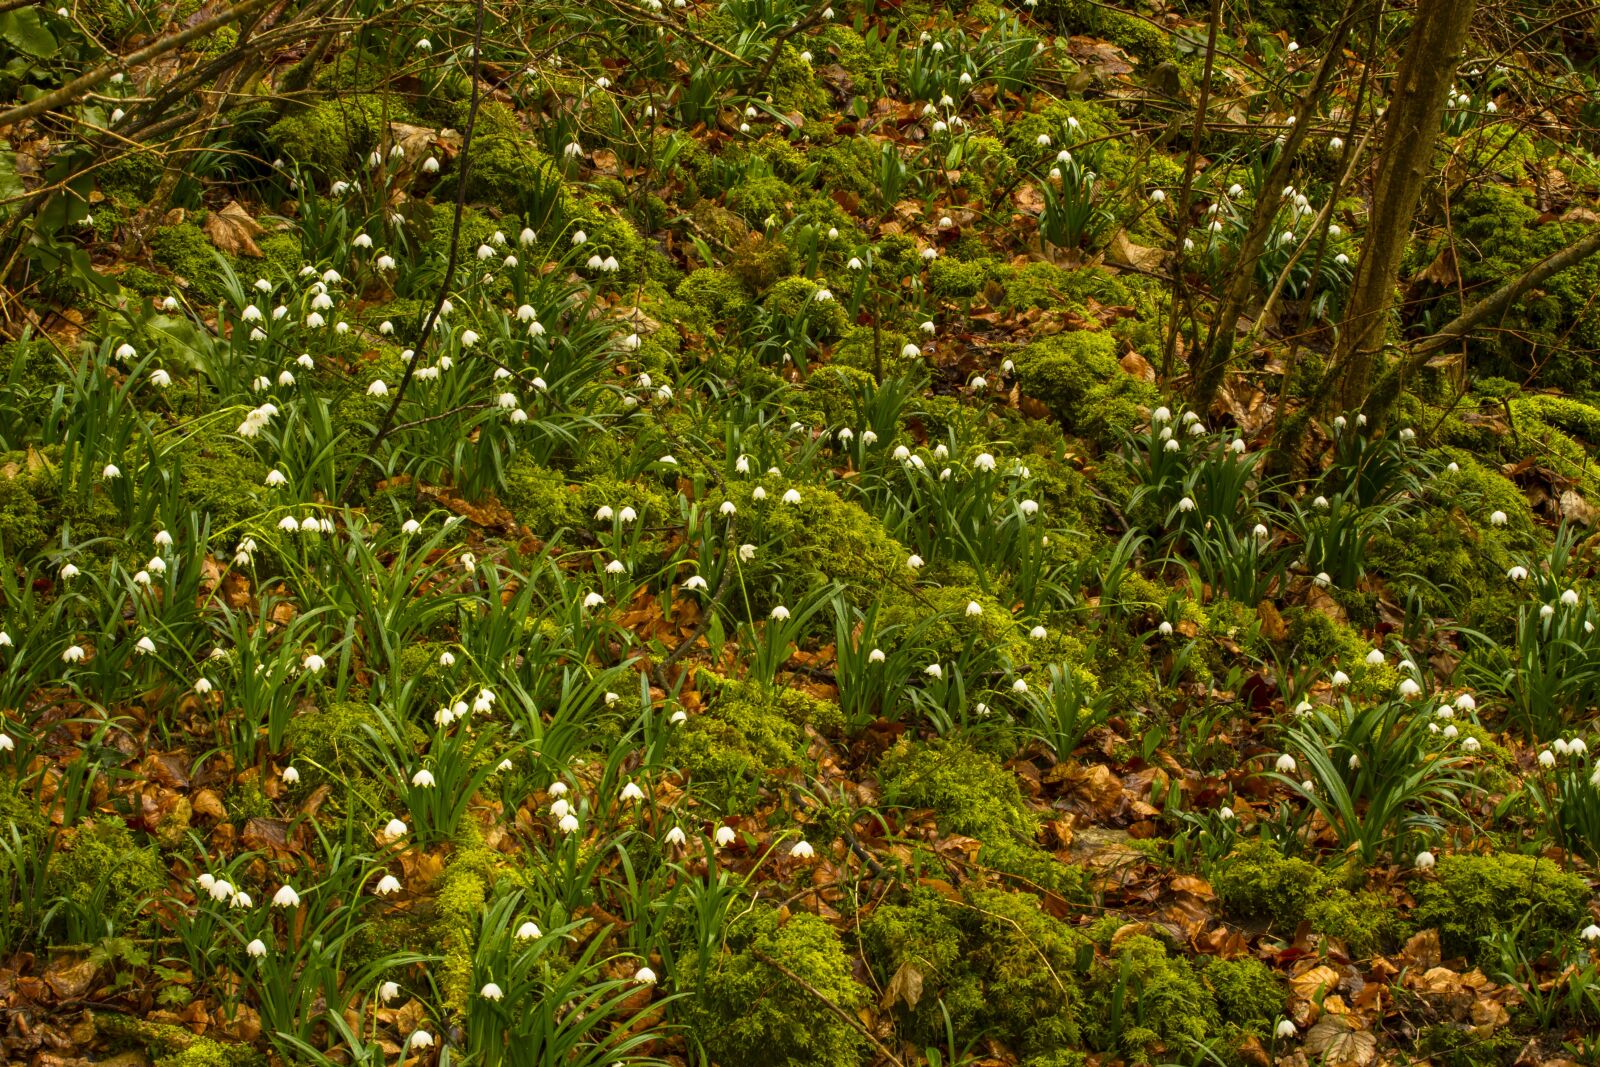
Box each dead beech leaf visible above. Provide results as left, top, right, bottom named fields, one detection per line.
left=1559, top=489, right=1595, bottom=525
left=1303, top=1013, right=1376, bottom=1067
left=202, top=200, right=264, bottom=257
left=881, top=960, right=924, bottom=1011
left=1401, top=928, right=1441, bottom=969
left=1108, top=229, right=1167, bottom=273
left=1291, top=964, right=1341, bottom=1003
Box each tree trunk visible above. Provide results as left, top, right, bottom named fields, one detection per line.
left=1328, top=0, right=1476, bottom=412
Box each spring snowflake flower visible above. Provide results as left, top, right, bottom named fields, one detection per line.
left=272, top=885, right=300, bottom=908
left=739, top=543, right=757, bottom=561
left=1563, top=589, right=1580, bottom=606
left=102, top=463, right=122, bottom=479
left=281, top=765, right=299, bottom=785
left=516, top=921, right=542, bottom=940
left=715, top=826, right=737, bottom=847
left=303, top=653, right=325, bottom=672
left=409, top=1031, right=434, bottom=1050
left=412, top=768, right=436, bottom=788
left=247, top=939, right=267, bottom=958
left=925, top=663, right=943, bottom=679
left=1539, top=750, right=1557, bottom=768
left=1275, top=1020, right=1297, bottom=1040
left=790, top=840, right=815, bottom=859
left=907, top=554, right=924, bottom=569
left=1414, top=850, right=1436, bottom=870
left=1399, top=679, right=1422, bottom=698
left=665, top=826, right=687, bottom=846
left=1489, top=510, right=1508, bottom=526
left=1158, top=621, right=1174, bottom=636
left=1582, top=924, right=1600, bottom=943
left=621, top=782, right=645, bottom=802
left=973, top=453, right=996, bottom=472
left=965, top=601, right=983, bottom=617
left=1275, top=754, right=1297, bottom=774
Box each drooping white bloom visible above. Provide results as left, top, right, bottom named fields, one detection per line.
left=621, top=781, right=645, bottom=802
left=480, top=982, right=504, bottom=1001
left=1414, top=850, right=1436, bottom=870
left=790, top=840, right=815, bottom=859
left=665, top=826, right=687, bottom=846
left=1489, top=510, right=1508, bottom=526
left=715, top=825, right=737, bottom=847
left=282, top=765, right=300, bottom=785
left=412, top=768, right=436, bottom=787
left=247, top=938, right=268, bottom=958
left=272, top=885, right=300, bottom=908
left=376, top=874, right=402, bottom=895
left=1275, top=753, right=1297, bottom=773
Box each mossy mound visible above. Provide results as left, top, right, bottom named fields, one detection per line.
left=683, top=905, right=868, bottom=1067
left=48, top=818, right=166, bottom=937
left=1084, top=934, right=1218, bottom=1055
left=1412, top=852, right=1590, bottom=960
left=1010, top=330, right=1157, bottom=451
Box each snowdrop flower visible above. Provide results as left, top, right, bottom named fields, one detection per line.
left=1489, top=510, right=1508, bottom=526
left=1219, top=806, right=1235, bottom=821
left=1582, top=924, right=1600, bottom=943
left=367, top=379, right=387, bottom=396
left=815, top=288, right=834, bottom=302
left=61, top=644, right=85, bottom=665
left=621, top=781, right=645, bottom=802
left=102, top=463, right=121, bottom=479
left=739, top=543, right=757, bottom=561
left=1150, top=189, right=1166, bottom=204
left=605, top=559, right=625, bottom=575
left=1313, top=572, right=1333, bottom=588
left=1508, top=566, right=1528, bottom=581
left=1414, top=850, right=1436, bottom=870
left=1463, top=736, right=1481, bottom=753
left=1556, top=739, right=1572, bottom=757
left=907, top=554, right=924, bottom=570
left=900, top=343, right=923, bottom=360
left=583, top=592, right=605, bottom=610
left=1399, top=678, right=1421, bottom=698
left=1331, top=670, right=1350, bottom=687
left=712, top=825, right=739, bottom=848
left=635, top=966, right=659, bottom=985
left=1542, top=604, right=1556, bottom=619
left=621, top=333, right=641, bottom=350
left=516, top=921, right=542, bottom=940
left=719, top=501, right=737, bottom=516
left=1275, top=753, right=1297, bottom=773
left=1570, top=738, right=1588, bottom=756
left=281, top=765, right=300, bottom=786
left=790, top=840, right=815, bottom=859
left=867, top=648, right=887, bottom=664
left=1177, top=497, right=1196, bottom=512
left=303, top=653, right=326, bottom=672
left=1365, top=649, right=1385, bottom=666
left=412, top=768, right=436, bottom=787
left=375, top=874, right=402, bottom=895
left=1158, top=621, right=1174, bottom=636
left=278, top=515, right=299, bottom=533
left=973, top=452, right=996, bottom=472
left=272, top=885, right=301, bottom=908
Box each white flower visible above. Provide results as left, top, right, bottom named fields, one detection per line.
left=559, top=813, right=580, bottom=833
left=480, top=982, right=504, bottom=1001
left=1219, top=806, right=1235, bottom=821
left=247, top=938, right=268, bottom=958
left=605, top=559, right=625, bottom=575
left=376, top=874, right=402, bottom=895
left=380, top=981, right=401, bottom=1002
left=1365, top=649, right=1385, bottom=666
left=907, top=554, right=924, bottom=569
left=409, top=1031, right=434, bottom=1050
left=1582, top=924, right=1600, bottom=942
left=62, top=643, right=85, bottom=663
left=1177, top=497, right=1196, bottom=513
left=281, top=765, right=300, bottom=785
left=1399, top=679, right=1421, bottom=698
left=412, top=768, right=436, bottom=787
left=102, top=463, right=122, bottom=479
left=303, top=653, right=326, bottom=672
left=1542, top=604, right=1556, bottom=619
left=516, top=920, right=542, bottom=940
left=739, top=543, right=756, bottom=561
left=683, top=575, right=708, bottom=592
left=1507, top=566, right=1528, bottom=581
left=1414, top=850, right=1436, bottom=870
left=973, top=452, right=996, bottom=472
left=1029, top=625, right=1048, bottom=639
left=1463, top=736, right=1480, bottom=752
left=1157, top=621, right=1174, bottom=636
left=1539, top=749, right=1557, bottom=768
left=1275, top=754, right=1297, bottom=773
left=1562, top=589, right=1580, bottom=606
left=665, top=826, right=687, bottom=846
left=621, top=781, right=645, bottom=802
left=367, top=379, right=388, bottom=396
left=715, top=825, right=737, bottom=847
left=790, top=840, right=815, bottom=859
left=635, top=966, right=658, bottom=985
left=1313, top=572, right=1333, bottom=588
left=868, top=648, right=886, bottom=663
left=272, top=885, right=300, bottom=907
left=770, top=605, right=791, bottom=621
left=1489, top=510, right=1508, bottom=526
left=965, top=601, right=983, bottom=618
left=924, top=663, right=943, bottom=679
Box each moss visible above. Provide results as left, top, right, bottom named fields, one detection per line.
left=762, top=275, right=850, bottom=340
left=726, top=175, right=798, bottom=227
left=678, top=267, right=753, bottom=321
left=1085, top=934, right=1217, bottom=1055
left=434, top=828, right=499, bottom=1017
left=685, top=905, right=868, bottom=1067
left=172, top=427, right=269, bottom=537
left=721, top=481, right=906, bottom=609
left=1209, top=838, right=1324, bottom=929
left=0, top=462, right=51, bottom=557
left=877, top=739, right=1086, bottom=897
left=669, top=674, right=840, bottom=812
left=48, top=819, right=165, bottom=936
left=1202, top=956, right=1285, bottom=1037
left=499, top=455, right=581, bottom=537
left=767, top=45, right=831, bottom=116
left=1412, top=852, right=1590, bottom=960
left=148, top=222, right=233, bottom=305
left=966, top=887, right=1089, bottom=1058
left=1279, top=608, right=1399, bottom=698
left=860, top=888, right=985, bottom=1044
left=284, top=700, right=406, bottom=791
left=1010, top=330, right=1157, bottom=451
left=97, top=1015, right=265, bottom=1067
left=1305, top=888, right=1406, bottom=959
left=266, top=96, right=398, bottom=175
left=928, top=255, right=997, bottom=300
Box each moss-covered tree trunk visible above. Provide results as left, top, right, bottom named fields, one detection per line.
left=1326, top=0, right=1477, bottom=414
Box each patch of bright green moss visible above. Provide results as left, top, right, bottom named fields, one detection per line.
left=684, top=905, right=867, bottom=1067
left=1085, top=934, right=1217, bottom=1055
left=1412, top=852, right=1590, bottom=960
left=1010, top=330, right=1157, bottom=451
left=1202, top=955, right=1285, bottom=1038
left=48, top=819, right=165, bottom=936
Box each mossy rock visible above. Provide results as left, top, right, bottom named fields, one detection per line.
left=1412, top=852, right=1590, bottom=961
left=266, top=95, right=400, bottom=175
left=669, top=674, right=842, bottom=812
left=683, top=905, right=868, bottom=1067
left=96, top=1015, right=265, bottom=1067
left=762, top=275, right=850, bottom=341
left=1010, top=330, right=1157, bottom=451
left=0, top=457, right=53, bottom=558
left=1208, top=837, right=1325, bottom=929
left=965, top=886, right=1090, bottom=1058
left=678, top=267, right=753, bottom=322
